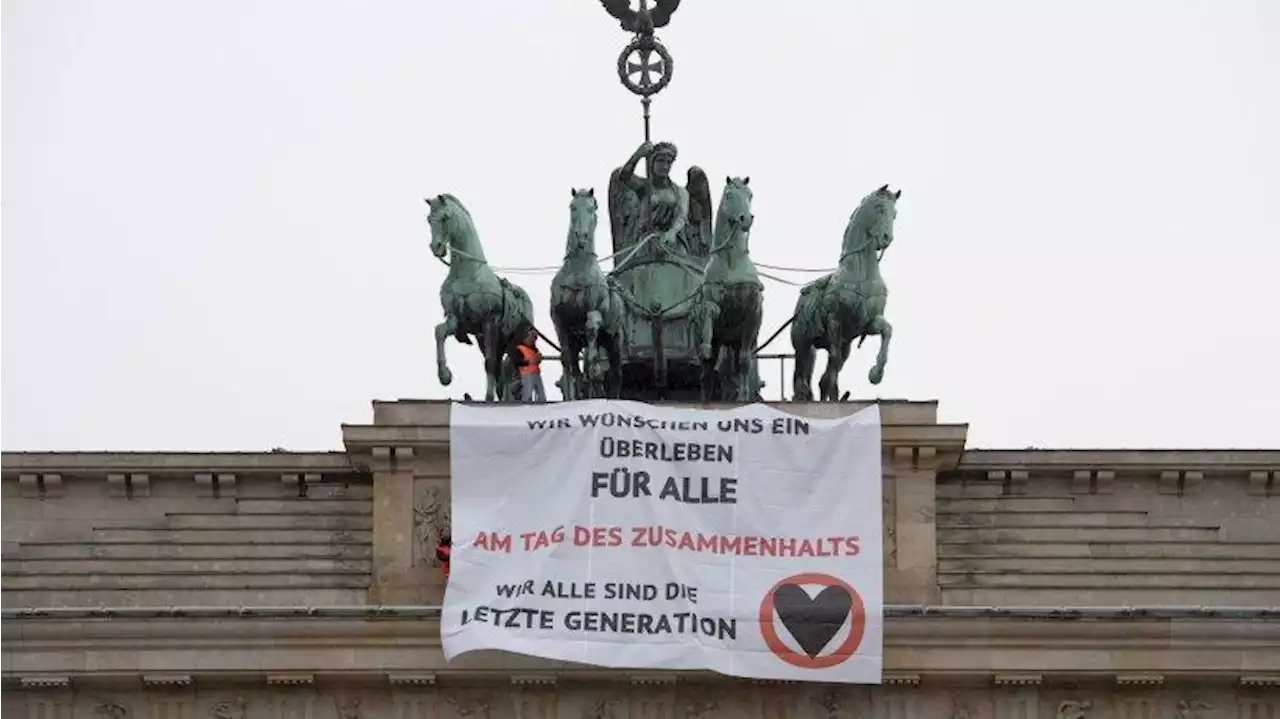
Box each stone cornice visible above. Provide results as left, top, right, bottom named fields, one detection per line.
left=959, top=449, right=1280, bottom=473
left=6, top=605, right=1276, bottom=621
left=0, top=451, right=357, bottom=477
left=341, top=423, right=970, bottom=461
left=370, top=398, right=941, bottom=421
left=347, top=399, right=968, bottom=470
left=5, top=607, right=1276, bottom=682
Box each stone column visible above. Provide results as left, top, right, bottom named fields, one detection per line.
left=873, top=677, right=921, bottom=719
left=143, top=675, right=195, bottom=719
left=370, top=446, right=424, bottom=604
left=24, top=695, right=72, bottom=716
left=510, top=676, right=557, bottom=719
left=886, top=446, right=940, bottom=605
left=1114, top=676, right=1164, bottom=719
left=390, top=676, right=439, bottom=719
left=628, top=676, right=677, bottom=719
left=994, top=675, right=1042, bottom=719
left=19, top=679, right=73, bottom=719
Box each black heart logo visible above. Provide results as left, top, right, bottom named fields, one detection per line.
left=772, top=584, right=853, bottom=658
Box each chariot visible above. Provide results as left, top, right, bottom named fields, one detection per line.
left=600, top=143, right=719, bottom=402
left=606, top=233, right=708, bottom=401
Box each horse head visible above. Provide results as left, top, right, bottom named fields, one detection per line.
left=566, top=187, right=598, bottom=256
left=425, top=193, right=483, bottom=263
left=711, top=176, right=754, bottom=256
left=718, top=176, right=754, bottom=231
left=844, top=184, right=902, bottom=259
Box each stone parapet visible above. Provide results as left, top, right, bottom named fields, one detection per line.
left=368, top=398, right=942, bottom=426
left=4, top=608, right=1277, bottom=682
left=344, top=399, right=966, bottom=466
left=6, top=677, right=1277, bottom=719
left=2, top=451, right=357, bottom=476
left=1, top=453, right=373, bottom=608
left=938, top=448, right=1280, bottom=607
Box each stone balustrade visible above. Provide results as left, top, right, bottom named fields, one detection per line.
left=2, top=453, right=371, bottom=607
left=4, top=607, right=1278, bottom=716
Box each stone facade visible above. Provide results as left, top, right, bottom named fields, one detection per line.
left=4, top=400, right=1278, bottom=717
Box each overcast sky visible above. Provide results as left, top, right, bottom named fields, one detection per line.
left=3, top=0, right=1277, bottom=451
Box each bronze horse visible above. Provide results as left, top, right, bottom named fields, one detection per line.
left=791, top=185, right=899, bottom=401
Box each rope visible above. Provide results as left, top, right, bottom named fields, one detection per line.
left=758, top=270, right=806, bottom=286
left=755, top=315, right=796, bottom=353
left=466, top=237, right=666, bottom=274
left=432, top=232, right=836, bottom=355
left=449, top=255, right=823, bottom=284
left=610, top=232, right=659, bottom=271
left=437, top=234, right=840, bottom=278
left=495, top=265, right=561, bottom=274
left=756, top=262, right=836, bottom=273
left=532, top=325, right=561, bottom=353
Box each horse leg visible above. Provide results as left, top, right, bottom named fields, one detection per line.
left=481, top=320, right=502, bottom=402
left=434, top=315, right=459, bottom=386
left=818, top=320, right=846, bottom=402
left=574, top=338, right=591, bottom=400
left=585, top=309, right=604, bottom=399
left=699, top=297, right=720, bottom=361
left=792, top=338, right=815, bottom=402
left=560, top=339, right=576, bottom=402
left=739, top=300, right=764, bottom=402
left=867, top=316, right=893, bottom=385
left=733, top=348, right=750, bottom=402
left=719, top=345, right=735, bottom=402
left=604, top=333, right=623, bottom=399
left=700, top=340, right=716, bottom=404
left=551, top=312, right=575, bottom=401
left=476, top=332, right=490, bottom=399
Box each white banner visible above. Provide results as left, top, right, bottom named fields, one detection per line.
left=442, top=400, right=883, bottom=683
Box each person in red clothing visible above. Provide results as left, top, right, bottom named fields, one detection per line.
left=435, top=533, right=451, bottom=582
left=515, top=327, right=546, bottom=403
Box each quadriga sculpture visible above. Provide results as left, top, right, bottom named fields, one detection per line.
left=550, top=188, right=625, bottom=400
left=426, top=194, right=534, bottom=402
left=791, top=184, right=900, bottom=401
left=695, top=176, right=763, bottom=402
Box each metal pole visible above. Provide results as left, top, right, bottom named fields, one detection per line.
left=641, top=96, right=652, bottom=142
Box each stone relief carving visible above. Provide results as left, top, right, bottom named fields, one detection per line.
left=209, top=698, right=247, bottom=719
left=583, top=699, right=621, bottom=719
left=415, top=484, right=452, bottom=566
left=334, top=696, right=361, bottom=719
left=2, top=685, right=1260, bottom=719
left=443, top=691, right=491, bottom=719
left=95, top=701, right=129, bottom=719
left=883, top=493, right=897, bottom=564
left=812, top=688, right=841, bottom=719
left=1057, top=701, right=1092, bottom=719
left=1177, top=700, right=1213, bottom=719
left=683, top=697, right=719, bottom=719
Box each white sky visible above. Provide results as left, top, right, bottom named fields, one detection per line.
left=2, top=0, right=1277, bottom=451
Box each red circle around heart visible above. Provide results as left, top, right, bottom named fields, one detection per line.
left=758, top=572, right=867, bottom=669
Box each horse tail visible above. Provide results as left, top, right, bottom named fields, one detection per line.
left=607, top=285, right=625, bottom=333
left=790, top=286, right=818, bottom=344
left=500, top=281, right=534, bottom=337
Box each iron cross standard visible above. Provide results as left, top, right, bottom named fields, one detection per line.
left=601, top=0, right=681, bottom=142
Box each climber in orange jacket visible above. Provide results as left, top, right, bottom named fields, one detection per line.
left=514, top=327, right=546, bottom=403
